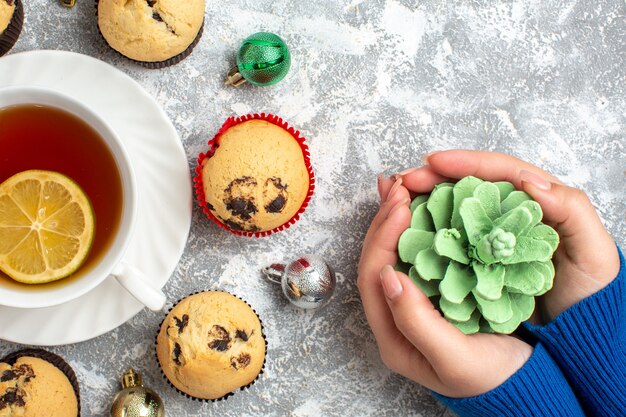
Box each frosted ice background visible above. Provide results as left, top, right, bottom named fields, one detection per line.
left=1, top=0, right=624, bottom=415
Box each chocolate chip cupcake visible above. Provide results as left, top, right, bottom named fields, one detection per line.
left=0, top=349, right=80, bottom=416
left=97, top=0, right=205, bottom=68
left=0, top=0, right=23, bottom=57
left=195, top=114, right=315, bottom=237
left=156, top=291, right=266, bottom=401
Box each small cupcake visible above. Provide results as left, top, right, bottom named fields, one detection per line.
left=156, top=291, right=266, bottom=401
left=0, top=0, right=23, bottom=57
left=194, top=114, right=315, bottom=237
left=97, top=0, right=205, bottom=68
left=0, top=349, right=80, bottom=416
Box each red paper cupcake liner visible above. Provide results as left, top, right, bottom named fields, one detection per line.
left=0, top=0, right=24, bottom=57
left=194, top=113, right=315, bottom=237
left=95, top=0, right=203, bottom=68
left=154, top=291, right=267, bottom=402
left=1, top=348, right=81, bottom=417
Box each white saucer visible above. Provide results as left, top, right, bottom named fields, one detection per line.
left=0, top=51, right=192, bottom=345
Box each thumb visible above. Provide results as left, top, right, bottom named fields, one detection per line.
left=519, top=170, right=618, bottom=274
left=380, top=265, right=467, bottom=370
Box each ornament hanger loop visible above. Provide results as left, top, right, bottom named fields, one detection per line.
left=262, top=263, right=285, bottom=285
left=262, top=255, right=337, bottom=309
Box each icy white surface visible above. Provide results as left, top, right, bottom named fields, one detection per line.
left=1, top=0, right=625, bottom=416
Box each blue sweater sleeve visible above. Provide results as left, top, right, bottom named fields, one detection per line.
left=434, top=343, right=585, bottom=417
left=524, top=246, right=625, bottom=417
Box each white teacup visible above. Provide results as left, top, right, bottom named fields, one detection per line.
left=0, top=86, right=166, bottom=311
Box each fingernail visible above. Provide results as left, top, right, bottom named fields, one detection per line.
left=396, top=167, right=418, bottom=176
left=520, top=169, right=551, bottom=191
left=386, top=177, right=403, bottom=202
left=387, top=198, right=409, bottom=218
left=380, top=265, right=403, bottom=300
left=377, top=173, right=385, bottom=201
left=422, top=151, right=439, bottom=165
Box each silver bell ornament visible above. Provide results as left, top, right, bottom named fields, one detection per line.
left=110, top=368, right=164, bottom=417
left=263, top=255, right=337, bottom=309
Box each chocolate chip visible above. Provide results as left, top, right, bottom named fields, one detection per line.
left=221, top=176, right=265, bottom=230
left=210, top=339, right=230, bottom=351
left=172, top=343, right=182, bottom=366
left=208, top=325, right=231, bottom=352
left=226, top=197, right=257, bottom=220
left=0, top=388, right=25, bottom=410
left=230, top=353, right=251, bottom=370
left=0, top=370, right=16, bottom=382
left=224, top=177, right=258, bottom=220
left=225, top=176, right=257, bottom=193
left=5, top=0, right=14, bottom=6
left=173, top=314, right=189, bottom=333
left=0, top=365, right=34, bottom=383
left=263, top=177, right=288, bottom=213
left=221, top=217, right=260, bottom=233
left=19, top=365, right=34, bottom=382
left=265, top=195, right=286, bottom=213
left=238, top=353, right=251, bottom=367
left=235, top=330, right=249, bottom=341
left=207, top=202, right=215, bottom=211
left=145, top=0, right=177, bottom=34
left=268, top=177, right=287, bottom=190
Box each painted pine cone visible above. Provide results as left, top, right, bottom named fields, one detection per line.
left=397, top=176, right=559, bottom=334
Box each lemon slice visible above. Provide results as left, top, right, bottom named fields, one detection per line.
left=0, top=170, right=95, bottom=284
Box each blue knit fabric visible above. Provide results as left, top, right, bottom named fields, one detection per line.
left=435, top=343, right=585, bottom=416
left=524, top=246, right=625, bottom=417
left=436, top=246, right=624, bottom=417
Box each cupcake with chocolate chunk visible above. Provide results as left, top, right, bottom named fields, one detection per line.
left=156, top=291, right=266, bottom=401
left=194, top=113, right=315, bottom=237
left=0, top=349, right=80, bottom=416
left=97, top=0, right=205, bottom=68
left=0, top=0, right=23, bottom=57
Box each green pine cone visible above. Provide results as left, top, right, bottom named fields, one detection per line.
left=397, top=176, right=559, bottom=334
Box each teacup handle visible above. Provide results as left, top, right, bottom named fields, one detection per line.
left=112, top=263, right=167, bottom=311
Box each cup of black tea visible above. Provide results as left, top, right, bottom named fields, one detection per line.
left=0, top=86, right=166, bottom=311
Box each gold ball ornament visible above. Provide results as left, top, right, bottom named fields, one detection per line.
left=110, top=368, right=165, bottom=417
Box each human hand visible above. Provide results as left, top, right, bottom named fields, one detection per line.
left=357, top=175, right=532, bottom=398
left=400, top=150, right=620, bottom=322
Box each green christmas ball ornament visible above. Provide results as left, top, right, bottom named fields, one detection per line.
left=396, top=176, right=560, bottom=335
left=225, top=32, right=291, bottom=87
